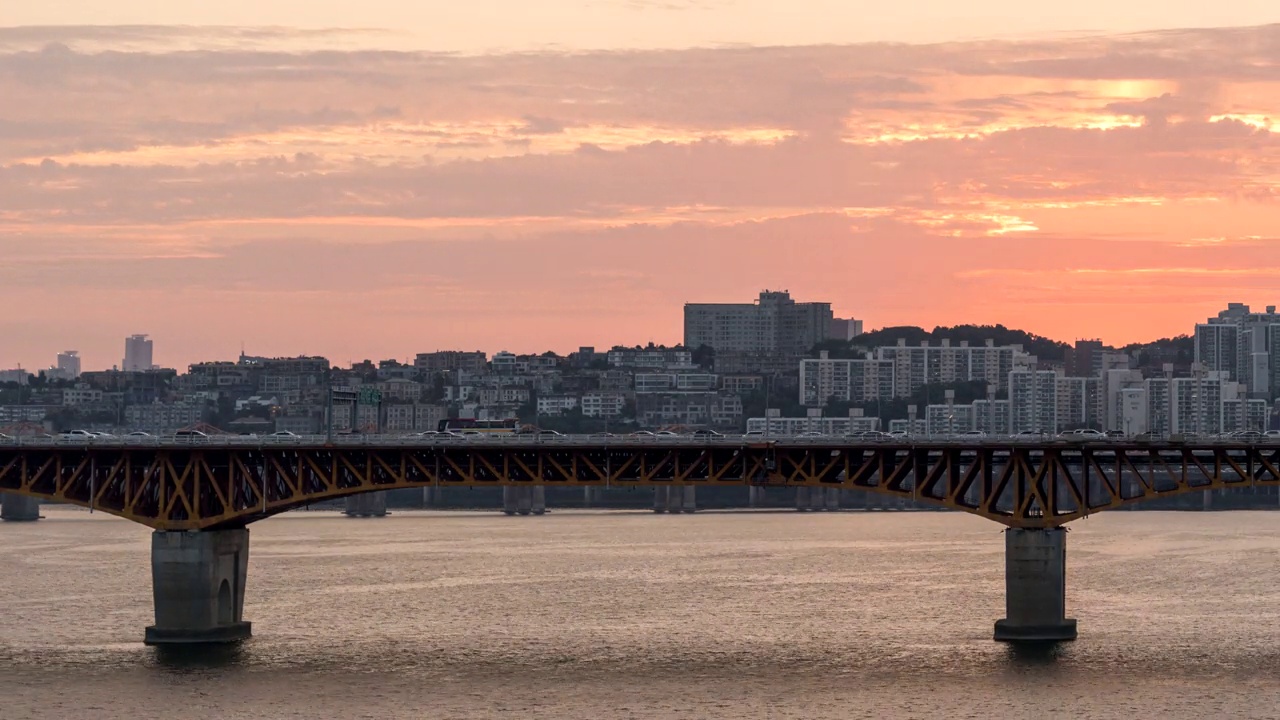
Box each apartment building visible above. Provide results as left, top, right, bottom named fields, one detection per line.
left=1008, top=370, right=1058, bottom=433
left=876, top=339, right=1028, bottom=397
left=414, top=351, right=487, bottom=374
left=924, top=404, right=976, bottom=435
left=637, top=393, right=742, bottom=428
left=536, top=396, right=579, bottom=416
left=125, top=402, right=204, bottom=432
left=634, top=373, right=719, bottom=393
left=581, top=392, right=626, bottom=418
left=684, top=290, right=833, bottom=356
left=799, top=352, right=895, bottom=405
left=745, top=412, right=881, bottom=436
left=606, top=348, right=694, bottom=369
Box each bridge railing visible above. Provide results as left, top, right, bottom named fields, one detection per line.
left=2, top=432, right=1279, bottom=449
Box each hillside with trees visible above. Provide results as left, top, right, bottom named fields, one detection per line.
left=812, top=324, right=1072, bottom=361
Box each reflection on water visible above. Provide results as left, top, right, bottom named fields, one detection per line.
left=4, top=508, right=1280, bottom=719
left=151, top=643, right=248, bottom=671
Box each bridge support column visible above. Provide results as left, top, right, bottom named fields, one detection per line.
left=502, top=487, right=518, bottom=515
left=748, top=485, right=764, bottom=508
left=145, top=529, right=251, bottom=645
left=994, top=528, right=1076, bottom=643
left=1, top=493, right=40, bottom=522
left=344, top=492, right=387, bottom=518
left=532, top=486, right=546, bottom=515
left=680, top=486, right=696, bottom=513
left=823, top=487, right=840, bottom=511
left=516, top=486, right=533, bottom=515
left=653, top=486, right=670, bottom=513
left=794, top=486, right=809, bottom=511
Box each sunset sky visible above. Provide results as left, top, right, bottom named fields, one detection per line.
left=3, top=3, right=1280, bottom=371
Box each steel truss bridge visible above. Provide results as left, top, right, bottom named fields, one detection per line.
left=3, top=437, right=1279, bottom=531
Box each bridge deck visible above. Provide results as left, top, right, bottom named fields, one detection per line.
left=3, top=438, right=1278, bottom=530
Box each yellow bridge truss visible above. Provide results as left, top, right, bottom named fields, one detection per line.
left=2, top=441, right=1278, bottom=530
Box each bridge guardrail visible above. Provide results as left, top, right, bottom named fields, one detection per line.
left=2, top=432, right=1280, bottom=450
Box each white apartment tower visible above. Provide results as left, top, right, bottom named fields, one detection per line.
left=878, top=339, right=1030, bottom=398
left=123, top=334, right=154, bottom=371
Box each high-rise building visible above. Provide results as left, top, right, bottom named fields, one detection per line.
left=123, top=334, right=154, bottom=372
left=1196, top=303, right=1280, bottom=399
left=799, top=352, right=894, bottom=405
left=56, top=351, right=81, bottom=378
left=876, top=339, right=1030, bottom=398
left=828, top=317, right=864, bottom=341
left=684, top=290, right=833, bottom=356
left=1063, top=340, right=1105, bottom=378
left=1194, top=323, right=1240, bottom=383
left=1008, top=370, right=1058, bottom=433
left=1054, top=376, right=1101, bottom=430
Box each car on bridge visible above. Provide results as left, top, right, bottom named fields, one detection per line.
left=56, top=429, right=98, bottom=442
left=1227, top=430, right=1265, bottom=441
left=172, top=429, right=209, bottom=442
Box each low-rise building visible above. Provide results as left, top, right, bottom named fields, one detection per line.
left=636, top=392, right=742, bottom=428
left=536, top=395, right=579, bottom=416
left=414, top=351, right=487, bottom=374
left=62, top=385, right=105, bottom=406
left=275, top=415, right=319, bottom=434
left=581, top=392, right=626, bottom=418
left=125, top=402, right=206, bottom=433
left=607, top=347, right=694, bottom=369
left=376, top=378, right=423, bottom=403
left=721, top=375, right=764, bottom=394
left=745, top=412, right=880, bottom=436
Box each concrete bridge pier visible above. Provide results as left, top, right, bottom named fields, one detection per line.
left=344, top=492, right=387, bottom=518
left=822, top=486, right=840, bottom=511
left=653, top=486, right=695, bottom=513
left=502, top=486, right=545, bottom=515
left=145, top=529, right=251, bottom=645
left=796, top=486, right=838, bottom=511
left=794, top=486, right=811, bottom=511
left=994, top=528, right=1077, bottom=642
left=680, top=486, right=697, bottom=513
left=1, top=493, right=40, bottom=521
left=653, top=486, right=671, bottom=513
left=748, top=485, right=764, bottom=508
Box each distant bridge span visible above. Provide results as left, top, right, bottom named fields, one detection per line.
left=2, top=437, right=1277, bottom=530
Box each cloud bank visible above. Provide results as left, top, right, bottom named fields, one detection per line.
left=3, top=24, right=1280, bottom=368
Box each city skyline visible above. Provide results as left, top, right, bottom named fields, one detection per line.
left=0, top=296, right=1270, bottom=373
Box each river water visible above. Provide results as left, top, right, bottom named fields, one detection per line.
left=4, top=507, right=1280, bottom=719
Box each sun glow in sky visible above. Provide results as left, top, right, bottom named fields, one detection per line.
left=3, top=4, right=1280, bottom=370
